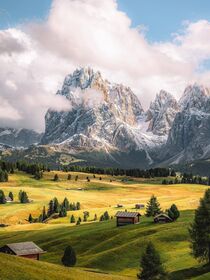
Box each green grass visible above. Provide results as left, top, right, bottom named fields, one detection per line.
left=0, top=253, right=132, bottom=280
left=0, top=171, right=210, bottom=279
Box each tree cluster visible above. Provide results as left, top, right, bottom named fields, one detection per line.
left=163, top=173, right=210, bottom=185
left=19, top=190, right=29, bottom=203
left=28, top=197, right=81, bottom=223
left=100, top=211, right=110, bottom=221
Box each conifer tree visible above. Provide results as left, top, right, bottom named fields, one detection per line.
left=62, top=197, right=70, bottom=211
left=189, top=189, right=210, bottom=264
left=168, top=204, right=180, bottom=221
left=67, top=174, right=71, bottom=180
left=138, top=242, right=167, bottom=279
left=0, top=190, right=6, bottom=204
left=42, top=206, right=47, bottom=221
left=145, top=195, right=161, bottom=217
left=53, top=174, right=59, bottom=181
left=47, top=200, right=54, bottom=216
left=28, top=213, right=33, bottom=223
left=61, top=245, right=76, bottom=267
left=94, top=214, right=97, bottom=221
left=70, top=215, right=75, bottom=223
left=8, top=191, right=13, bottom=201
left=53, top=197, right=60, bottom=213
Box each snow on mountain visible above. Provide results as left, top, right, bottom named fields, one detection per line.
left=0, top=128, right=42, bottom=148
left=146, top=90, right=179, bottom=135
left=41, top=67, right=168, bottom=157
left=160, top=84, right=210, bottom=165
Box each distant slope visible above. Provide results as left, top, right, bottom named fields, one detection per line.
left=0, top=253, right=132, bottom=280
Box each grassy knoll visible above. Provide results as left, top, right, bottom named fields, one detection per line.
left=0, top=171, right=209, bottom=279
left=0, top=253, right=132, bottom=280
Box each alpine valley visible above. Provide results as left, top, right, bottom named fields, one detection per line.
left=1, top=67, right=210, bottom=173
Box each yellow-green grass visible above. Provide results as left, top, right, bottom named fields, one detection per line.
left=0, top=253, right=133, bottom=280
left=0, top=171, right=209, bottom=279
left=0, top=171, right=207, bottom=225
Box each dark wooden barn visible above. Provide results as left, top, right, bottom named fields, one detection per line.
left=154, top=213, right=172, bottom=223
left=0, top=241, right=46, bottom=260
left=115, top=211, right=141, bottom=227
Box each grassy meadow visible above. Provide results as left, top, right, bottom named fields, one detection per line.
left=0, top=171, right=209, bottom=279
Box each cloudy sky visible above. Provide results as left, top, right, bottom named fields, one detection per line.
left=1, top=0, right=210, bottom=131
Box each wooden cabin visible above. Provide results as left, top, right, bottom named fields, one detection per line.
left=115, top=211, right=141, bottom=227
left=154, top=213, right=172, bottom=223
left=135, top=203, right=145, bottom=209
left=0, top=241, right=46, bottom=260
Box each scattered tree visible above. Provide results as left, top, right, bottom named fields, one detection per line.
left=8, top=191, right=13, bottom=201
left=189, top=189, right=210, bottom=264
left=70, top=215, right=75, bottom=223
left=67, top=174, right=71, bottom=180
left=94, top=214, right=97, bottom=221
left=145, top=195, right=161, bottom=217
left=28, top=213, right=33, bottom=223
left=0, top=190, right=6, bottom=204
left=19, top=190, right=29, bottom=203
left=61, top=245, right=77, bottom=267
left=138, top=242, right=167, bottom=280
left=53, top=174, right=59, bottom=181
left=167, top=204, right=180, bottom=221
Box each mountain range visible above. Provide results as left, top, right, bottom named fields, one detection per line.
left=1, top=67, right=210, bottom=171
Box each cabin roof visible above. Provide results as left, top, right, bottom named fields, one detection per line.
left=6, top=241, right=45, bottom=256
left=115, top=211, right=141, bottom=218
left=154, top=213, right=172, bottom=220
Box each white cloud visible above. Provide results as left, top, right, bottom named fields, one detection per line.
left=0, top=0, right=210, bottom=131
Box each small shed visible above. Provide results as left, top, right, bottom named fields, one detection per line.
left=135, top=203, right=145, bottom=209
left=5, top=196, right=12, bottom=203
left=115, top=211, right=141, bottom=227
left=0, top=241, right=46, bottom=260
left=154, top=213, right=172, bottom=223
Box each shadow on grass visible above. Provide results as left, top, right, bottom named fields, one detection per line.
left=170, top=264, right=210, bottom=280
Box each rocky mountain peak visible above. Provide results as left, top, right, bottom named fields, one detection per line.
left=146, top=90, right=179, bottom=135
left=179, top=83, right=210, bottom=111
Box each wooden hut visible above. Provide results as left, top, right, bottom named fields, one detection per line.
left=0, top=241, right=46, bottom=260
left=115, top=211, right=141, bottom=227
left=154, top=213, right=172, bottom=223
left=135, top=203, right=145, bottom=209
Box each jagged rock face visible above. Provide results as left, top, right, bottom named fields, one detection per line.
left=146, top=90, right=179, bottom=136
left=160, top=84, right=210, bottom=164
left=0, top=128, right=42, bottom=148
left=41, top=67, right=146, bottom=152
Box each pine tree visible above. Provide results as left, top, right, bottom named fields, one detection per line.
left=53, top=174, right=59, bottom=181
left=168, top=204, right=180, bottom=221
left=42, top=206, right=47, bottom=221
left=59, top=205, right=67, bottom=217
left=75, top=175, right=78, bottom=181
left=47, top=200, right=54, bottom=216
left=70, top=215, right=75, bottom=223
left=61, top=245, right=76, bottom=267
left=67, top=174, right=71, bottom=180
left=19, top=191, right=29, bottom=203
left=104, top=211, right=110, bottom=220
left=8, top=191, right=13, bottom=201
left=53, top=197, right=60, bottom=213
left=94, top=214, right=97, bottom=221
left=189, top=189, right=210, bottom=264
left=28, top=213, right=33, bottom=223
left=76, top=202, right=81, bottom=210
left=83, top=214, right=87, bottom=222
left=138, top=242, right=167, bottom=279
left=0, top=190, right=6, bottom=204
left=76, top=218, right=81, bottom=225
left=62, top=197, right=70, bottom=211
left=145, top=195, right=161, bottom=217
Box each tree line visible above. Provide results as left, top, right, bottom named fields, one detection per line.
left=62, top=165, right=175, bottom=178
left=162, top=173, right=210, bottom=185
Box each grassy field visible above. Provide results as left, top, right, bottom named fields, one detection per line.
left=0, top=171, right=209, bottom=279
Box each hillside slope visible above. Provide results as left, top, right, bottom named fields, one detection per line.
left=0, top=253, right=132, bottom=280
